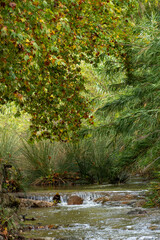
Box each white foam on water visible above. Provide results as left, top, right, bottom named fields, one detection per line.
left=138, top=237, right=157, bottom=240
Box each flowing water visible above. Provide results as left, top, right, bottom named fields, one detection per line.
left=21, top=179, right=160, bottom=240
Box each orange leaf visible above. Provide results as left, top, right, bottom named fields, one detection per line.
left=2, top=227, right=8, bottom=236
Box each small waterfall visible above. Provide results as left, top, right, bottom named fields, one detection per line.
left=60, top=194, right=68, bottom=204
left=24, top=191, right=107, bottom=204
left=26, top=195, right=54, bottom=202
left=60, top=192, right=107, bottom=205
left=22, top=190, right=146, bottom=206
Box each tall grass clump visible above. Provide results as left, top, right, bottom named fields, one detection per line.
left=0, top=128, right=21, bottom=169
left=21, top=140, right=62, bottom=184
left=83, top=136, right=112, bottom=183
left=0, top=131, right=19, bottom=165
left=0, top=129, right=23, bottom=191
left=63, top=135, right=123, bottom=184
left=63, top=141, right=92, bottom=182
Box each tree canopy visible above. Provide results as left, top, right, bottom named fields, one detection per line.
left=1, top=0, right=139, bottom=141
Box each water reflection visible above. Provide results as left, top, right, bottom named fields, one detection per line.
left=28, top=179, right=149, bottom=194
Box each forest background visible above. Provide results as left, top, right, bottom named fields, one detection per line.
left=0, top=0, right=160, bottom=198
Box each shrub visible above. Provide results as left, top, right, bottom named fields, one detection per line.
left=145, top=172, right=160, bottom=208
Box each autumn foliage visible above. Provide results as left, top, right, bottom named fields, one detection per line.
left=0, top=0, right=137, bottom=141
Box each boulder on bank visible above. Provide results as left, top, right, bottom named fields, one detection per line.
left=67, top=195, right=83, bottom=205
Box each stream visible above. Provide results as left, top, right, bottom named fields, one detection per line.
left=21, top=179, right=160, bottom=240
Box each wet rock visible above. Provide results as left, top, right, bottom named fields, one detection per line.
left=109, top=194, right=136, bottom=201
left=67, top=195, right=83, bottom=205
left=109, top=195, right=125, bottom=201
left=19, top=198, right=55, bottom=208
left=94, top=193, right=144, bottom=204
left=22, top=224, right=59, bottom=232
left=21, top=214, right=36, bottom=221
left=53, top=193, right=61, bottom=204
left=148, top=225, right=159, bottom=230
left=125, top=200, right=137, bottom=207
left=47, top=224, right=58, bottom=229
left=94, top=196, right=109, bottom=203
left=135, top=199, right=146, bottom=207
left=127, top=208, right=147, bottom=215
left=122, top=201, right=131, bottom=205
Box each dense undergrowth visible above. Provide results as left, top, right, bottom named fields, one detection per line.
left=0, top=127, right=159, bottom=190
left=145, top=172, right=160, bottom=208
